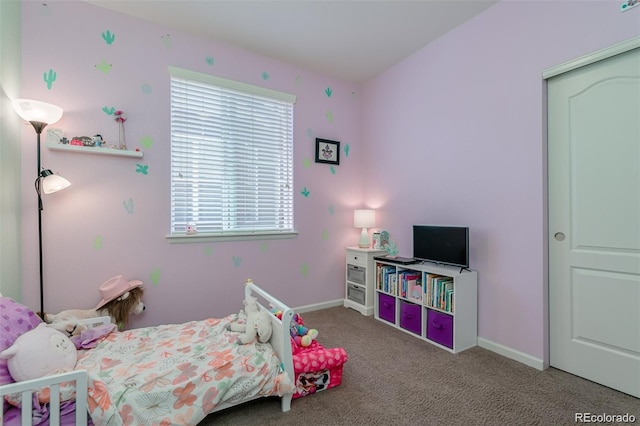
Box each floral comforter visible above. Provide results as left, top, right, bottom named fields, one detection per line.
left=75, top=314, right=293, bottom=425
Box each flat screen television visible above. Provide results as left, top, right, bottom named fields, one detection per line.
left=413, top=225, right=469, bottom=268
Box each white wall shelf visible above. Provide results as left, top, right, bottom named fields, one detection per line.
left=46, top=142, right=143, bottom=158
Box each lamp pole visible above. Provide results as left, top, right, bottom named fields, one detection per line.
left=31, top=121, right=47, bottom=318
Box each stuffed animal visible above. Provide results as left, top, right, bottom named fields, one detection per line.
left=0, top=323, right=77, bottom=382
left=45, top=275, right=145, bottom=331
left=290, top=320, right=319, bottom=348
left=275, top=310, right=318, bottom=348
left=228, top=295, right=273, bottom=344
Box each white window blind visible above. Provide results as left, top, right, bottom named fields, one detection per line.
left=169, top=67, right=296, bottom=238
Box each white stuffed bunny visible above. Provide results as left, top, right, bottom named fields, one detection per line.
left=228, top=295, right=273, bottom=344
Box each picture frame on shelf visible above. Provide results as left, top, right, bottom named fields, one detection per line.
left=379, top=230, right=390, bottom=248
left=46, top=128, right=64, bottom=145
left=315, top=138, right=340, bottom=165
left=372, top=232, right=381, bottom=249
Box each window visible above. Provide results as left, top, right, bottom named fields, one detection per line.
left=168, top=67, right=296, bottom=241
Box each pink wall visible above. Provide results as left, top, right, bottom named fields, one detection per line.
left=20, top=0, right=640, bottom=363
left=19, top=1, right=363, bottom=327
left=362, top=1, right=639, bottom=360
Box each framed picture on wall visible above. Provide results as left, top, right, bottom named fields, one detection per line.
left=315, top=138, right=340, bottom=165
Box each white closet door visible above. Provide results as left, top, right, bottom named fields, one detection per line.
left=548, top=45, right=640, bottom=398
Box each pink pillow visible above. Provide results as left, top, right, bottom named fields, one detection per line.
left=0, top=297, right=43, bottom=386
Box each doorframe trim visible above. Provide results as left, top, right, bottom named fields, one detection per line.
left=542, top=36, right=639, bottom=79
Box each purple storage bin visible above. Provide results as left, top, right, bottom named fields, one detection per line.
left=400, top=301, right=422, bottom=335
left=378, top=293, right=396, bottom=324
left=427, top=309, right=454, bottom=349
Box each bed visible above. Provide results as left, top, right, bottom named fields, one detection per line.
left=0, top=279, right=296, bottom=425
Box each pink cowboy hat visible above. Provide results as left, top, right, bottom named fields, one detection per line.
left=96, top=275, right=143, bottom=309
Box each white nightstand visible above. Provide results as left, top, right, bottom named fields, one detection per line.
left=344, top=247, right=387, bottom=315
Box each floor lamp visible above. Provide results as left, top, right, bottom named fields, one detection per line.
left=13, top=99, right=71, bottom=318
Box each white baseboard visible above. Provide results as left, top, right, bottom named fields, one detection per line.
left=478, top=337, right=545, bottom=371
left=294, top=303, right=547, bottom=371
left=294, top=299, right=344, bottom=314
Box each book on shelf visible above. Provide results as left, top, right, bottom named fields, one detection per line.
left=407, top=279, right=422, bottom=302
left=399, top=270, right=422, bottom=302
left=424, top=274, right=454, bottom=313
left=376, top=264, right=397, bottom=295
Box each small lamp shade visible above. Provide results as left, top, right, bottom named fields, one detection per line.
left=354, top=209, right=376, bottom=248
left=13, top=99, right=63, bottom=126
left=40, top=170, right=71, bottom=194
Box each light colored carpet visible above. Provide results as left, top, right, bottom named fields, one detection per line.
left=201, top=306, right=639, bottom=425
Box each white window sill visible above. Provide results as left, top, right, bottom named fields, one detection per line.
left=166, top=231, right=298, bottom=244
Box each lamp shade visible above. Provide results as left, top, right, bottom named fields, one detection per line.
left=40, top=170, right=71, bottom=194
left=354, top=209, right=376, bottom=248
left=13, top=99, right=63, bottom=125
left=354, top=209, right=375, bottom=228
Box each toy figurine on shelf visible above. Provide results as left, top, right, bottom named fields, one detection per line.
left=71, top=136, right=93, bottom=146
left=114, top=110, right=127, bottom=150
left=386, top=240, right=399, bottom=258
left=92, top=134, right=105, bottom=147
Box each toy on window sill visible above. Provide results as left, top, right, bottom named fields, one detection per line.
left=186, top=222, right=198, bottom=235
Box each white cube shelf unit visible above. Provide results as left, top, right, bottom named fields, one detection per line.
left=374, top=258, right=478, bottom=353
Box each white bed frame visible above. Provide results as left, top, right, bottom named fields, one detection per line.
left=212, top=279, right=294, bottom=413
left=0, top=279, right=295, bottom=425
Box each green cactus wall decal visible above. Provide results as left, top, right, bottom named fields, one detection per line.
left=43, top=69, right=56, bottom=90
left=325, top=87, right=332, bottom=97
left=102, top=30, right=115, bottom=45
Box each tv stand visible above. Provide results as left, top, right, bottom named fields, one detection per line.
left=374, top=259, right=477, bottom=353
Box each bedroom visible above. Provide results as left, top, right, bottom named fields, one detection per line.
left=1, top=0, right=639, bottom=420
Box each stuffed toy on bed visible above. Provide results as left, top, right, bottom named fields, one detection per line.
left=228, top=294, right=273, bottom=344
left=0, top=323, right=77, bottom=382
left=45, top=275, right=145, bottom=331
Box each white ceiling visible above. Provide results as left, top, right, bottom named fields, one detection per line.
left=86, top=0, right=498, bottom=83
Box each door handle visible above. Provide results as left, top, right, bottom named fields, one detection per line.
left=554, top=232, right=566, bottom=241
